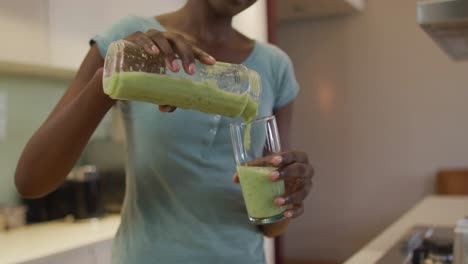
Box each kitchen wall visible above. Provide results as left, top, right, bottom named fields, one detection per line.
left=0, top=73, right=120, bottom=205
left=48, top=0, right=267, bottom=69
left=0, top=1, right=50, bottom=65
left=48, top=0, right=186, bottom=68
left=0, top=0, right=269, bottom=202
left=0, top=76, right=67, bottom=205
left=0, top=0, right=266, bottom=69
left=278, top=0, right=468, bottom=262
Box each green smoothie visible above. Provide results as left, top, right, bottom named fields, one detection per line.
left=103, top=71, right=258, bottom=122
left=237, top=166, right=286, bottom=220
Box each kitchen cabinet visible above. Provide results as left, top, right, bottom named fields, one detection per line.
left=278, top=0, right=365, bottom=22
left=92, top=240, right=113, bottom=264
left=1, top=215, right=274, bottom=264
left=0, top=216, right=120, bottom=264
left=22, top=240, right=112, bottom=264
left=22, top=246, right=95, bottom=264
left=1, top=0, right=268, bottom=69
left=0, top=1, right=50, bottom=65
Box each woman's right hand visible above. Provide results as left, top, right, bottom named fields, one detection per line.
left=124, top=29, right=216, bottom=112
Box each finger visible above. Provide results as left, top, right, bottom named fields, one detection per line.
left=192, top=46, right=216, bottom=65
left=131, top=32, right=160, bottom=55
left=245, top=155, right=281, bottom=167
left=232, top=173, right=240, bottom=183
left=165, top=32, right=196, bottom=74
left=147, top=30, right=179, bottom=72
left=275, top=182, right=311, bottom=206
left=159, top=105, right=177, bottom=112
left=284, top=204, right=304, bottom=218
left=276, top=163, right=314, bottom=181
left=272, top=151, right=309, bottom=167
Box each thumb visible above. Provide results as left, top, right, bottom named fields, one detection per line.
left=232, top=173, right=240, bottom=184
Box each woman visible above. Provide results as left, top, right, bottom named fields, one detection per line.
left=15, top=0, right=314, bottom=263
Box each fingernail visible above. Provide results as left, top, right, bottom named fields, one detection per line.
left=285, top=211, right=293, bottom=218
left=151, top=45, right=159, bottom=53
left=172, top=60, right=179, bottom=71
left=275, top=197, right=285, bottom=206
left=269, top=171, right=280, bottom=181
left=159, top=105, right=170, bottom=112
left=189, top=63, right=196, bottom=74
left=206, top=55, right=216, bottom=62
left=272, top=156, right=282, bottom=165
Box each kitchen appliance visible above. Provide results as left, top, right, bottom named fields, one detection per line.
left=376, top=226, right=455, bottom=264
left=68, top=165, right=104, bottom=220
left=99, top=169, right=125, bottom=214
left=418, top=0, right=468, bottom=60
left=23, top=165, right=105, bottom=222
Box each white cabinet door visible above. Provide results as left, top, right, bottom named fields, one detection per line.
left=21, top=246, right=95, bottom=264
left=0, top=0, right=49, bottom=65
left=91, top=240, right=113, bottom=264
left=19, top=240, right=113, bottom=264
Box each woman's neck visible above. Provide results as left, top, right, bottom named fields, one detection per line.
left=172, top=1, right=237, bottom=44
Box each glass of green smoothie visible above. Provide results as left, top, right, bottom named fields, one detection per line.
left=230, top=115, right=286, bottom=225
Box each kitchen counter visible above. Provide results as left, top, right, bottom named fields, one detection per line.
left=344, top=195, right=468, bottom=264
left=0, top=215, right=120, bottom=264
left=0, top=61, right=76, bottom=82
left=0, top=214, right=275, bottom=264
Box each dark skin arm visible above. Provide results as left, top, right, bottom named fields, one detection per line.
left=15, top=19, right=313, bottom=239
left=15, top=30, right=215, bottom=198
left=15, top=45, right=113, bottom=198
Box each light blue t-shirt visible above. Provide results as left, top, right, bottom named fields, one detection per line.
left=92, top=15, right=299, bottom=264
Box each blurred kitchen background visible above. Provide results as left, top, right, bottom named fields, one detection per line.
left=1, top=0, right=468, bottom=264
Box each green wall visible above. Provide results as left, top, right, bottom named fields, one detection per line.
left=0, top=74, right=122, bottom=205
left=0, top=75, right=67, bottom=204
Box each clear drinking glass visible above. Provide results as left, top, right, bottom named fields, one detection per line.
left=230, top=115, right=286, bottom=225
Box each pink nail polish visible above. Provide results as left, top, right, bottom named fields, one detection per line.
left=189, top=63, right=196, bottom=74
left=272, top=156, right=282, bottom=165
left=286, top=211, right=293, bottom=218
left=151, top=45, right=159, bottom=53
left=276, top=197, right=285, bottom=205
left=270, top=171, right=280, bottom=180
left=172, top=60, right=179, bottom=71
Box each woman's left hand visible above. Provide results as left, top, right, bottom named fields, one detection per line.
left=233, top=151, right=314, bottom=219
